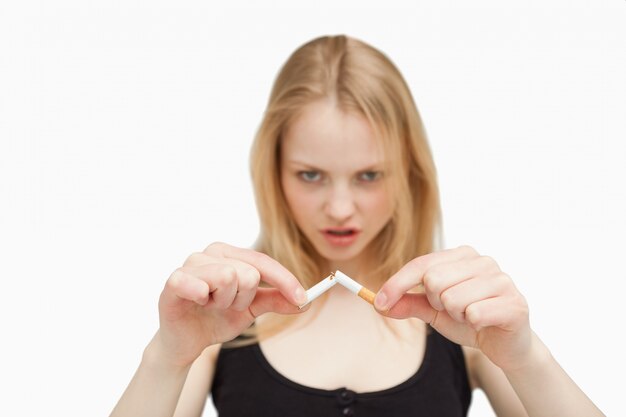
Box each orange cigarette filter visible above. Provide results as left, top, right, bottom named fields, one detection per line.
left=357, top=287, right=376, bottom=305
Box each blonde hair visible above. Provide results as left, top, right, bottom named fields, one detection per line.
left=229, top=34, right=442, bottom=347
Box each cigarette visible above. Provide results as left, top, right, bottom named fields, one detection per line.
left=298, top=272, right=338, bottom=309
left=334, top=270, right=377, bottom=305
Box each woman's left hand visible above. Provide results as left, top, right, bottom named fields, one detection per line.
left=375, top=245, right=532, bottom=372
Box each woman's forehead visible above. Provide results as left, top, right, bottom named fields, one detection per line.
left=282, top=101, right=386, bottom=168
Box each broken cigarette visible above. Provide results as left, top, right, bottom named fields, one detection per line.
left=298, top=270, right=376, bottom=309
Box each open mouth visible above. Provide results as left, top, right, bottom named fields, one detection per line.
left=324, top=229, right=358, bottom=236
left=322, top=228, right=360, bottom=246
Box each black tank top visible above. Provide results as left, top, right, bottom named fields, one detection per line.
left=211, top=327, right=471, bottom=416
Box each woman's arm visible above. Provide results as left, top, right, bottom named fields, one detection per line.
left=470, top=333, right=603, bottom=417
left=501, top=332, right=602, bottom=417
left=110, top=335, right=220, bottom=417
left=110, top=333, right=196, bottom=417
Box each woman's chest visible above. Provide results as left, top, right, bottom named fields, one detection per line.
left=258, top=316, right=427, bottom=393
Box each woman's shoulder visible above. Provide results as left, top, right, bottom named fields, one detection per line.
left=460, top=346, right=480, bottom=390
left=461, top=345, right=506, bottom=391
left=190, top=342, right=223, bottom=376
left=174, top=342, right=224, bottom=412
left=193, top=342, right=223, bottom=372
left=207, top=342, right=223, bottom=359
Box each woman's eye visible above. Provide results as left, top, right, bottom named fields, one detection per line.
left=359, top=171, right=382, bottom=182
left=298, top=171, right=322, bottom=182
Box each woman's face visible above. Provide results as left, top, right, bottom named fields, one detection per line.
left=280, top=99, right=395, bottom=273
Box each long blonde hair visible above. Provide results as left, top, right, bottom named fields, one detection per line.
left=231, top=34, right=442, bottom=346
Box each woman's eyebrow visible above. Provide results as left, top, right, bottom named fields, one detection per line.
left=286, top=160, right=322, bottom=169
left=286, top=160, right=384, bottom=171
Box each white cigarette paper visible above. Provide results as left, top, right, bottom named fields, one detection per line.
left=334, top=270, right=377, bottom=305
left=333, top=270, right=361, bottom=293
left=298, top=273, right=338, bottom=309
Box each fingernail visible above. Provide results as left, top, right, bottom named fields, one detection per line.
left=295, top=287, right=307, bottom=305
left=375, top=292, right=388, bottom=311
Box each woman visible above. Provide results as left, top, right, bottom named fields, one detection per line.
left=111, top=35, right=604, bottom=417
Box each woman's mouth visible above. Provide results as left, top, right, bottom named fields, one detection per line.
left=322, top=228, right=360, bottom=247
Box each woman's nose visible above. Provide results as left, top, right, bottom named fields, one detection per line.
left=324, top=185, right=356, bottom=221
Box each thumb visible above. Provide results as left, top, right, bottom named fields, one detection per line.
left=249, top=288, right=309, bottom=318
left=382, top=293, right=437, bottom=323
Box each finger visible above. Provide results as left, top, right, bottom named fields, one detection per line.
left=183, top=251, right=219, bottom=267
left=465, top=294, right=529, bottom=332
left=248, top=288, right=310, bottom=318
left=383, top=293, right=464, bottom=335
left=161, top=268, right=213, bottom=308
left=383, top=293, right=478, bottom=347
left=203, top=242, right=307, bottom=306
left=375, top=245, right=479, bottom=311
left=182, top=257, right=261, bottom=312
left=184, top=263, right=241, bottom=309
left=229, top=268, right=260, bottom=311
left=382, top=293, right=437, bottom=322
left=439, top=273, right=511, bottom=323
left=229, top=289, right=257, bottom=312
left=184, top=251, right=261, bottom=285
left=422, top=257, right=497, bottom=311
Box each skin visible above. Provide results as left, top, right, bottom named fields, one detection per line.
left=110, top=98, right=604, bottom=417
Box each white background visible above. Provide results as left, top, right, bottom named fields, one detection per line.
left=1, top=1, right=624, bottom=416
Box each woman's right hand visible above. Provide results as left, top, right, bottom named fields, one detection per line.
left=151, top=242, right=308, bottom=368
